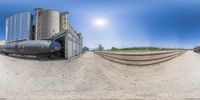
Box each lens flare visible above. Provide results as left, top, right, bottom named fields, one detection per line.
left=93, top=18, right=107, bottom=27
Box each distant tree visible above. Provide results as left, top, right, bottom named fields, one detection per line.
left=111, top=47, right=118, bottom=50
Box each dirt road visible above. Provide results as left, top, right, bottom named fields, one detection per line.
left=0, top=51, right=200, bottom=99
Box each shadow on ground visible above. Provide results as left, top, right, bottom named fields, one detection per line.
left=2, top=54, right=65, bottom=61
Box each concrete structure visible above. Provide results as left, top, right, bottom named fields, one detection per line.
left=35, top=9, right=60, bottom=40
left=6, top=12, right=32, bottom=43
left=60, top=12, right=68, bottom=32
left=4, top=8, right=83, bottom=59
left=33, top=8, right=83, bottom=59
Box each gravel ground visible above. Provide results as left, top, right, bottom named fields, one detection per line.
left=0, top=51, right=200, bottom=99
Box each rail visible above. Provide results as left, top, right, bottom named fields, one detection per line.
left=95, top=50, right=185, bottom=66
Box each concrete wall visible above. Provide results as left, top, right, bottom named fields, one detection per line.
left=60, top=12, right=68, bottom=32
left=36, top=10, right=60, bottom=40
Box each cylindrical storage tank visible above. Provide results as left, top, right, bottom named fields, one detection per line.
left=38, top=10, right=60, bottom=39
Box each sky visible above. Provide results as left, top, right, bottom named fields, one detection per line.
left=1, top=0, right=200, bottom=49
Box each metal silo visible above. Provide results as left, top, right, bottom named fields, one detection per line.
left=6, top=12, right=32, bottom=43
left=35, top=9, right=60, bottom=40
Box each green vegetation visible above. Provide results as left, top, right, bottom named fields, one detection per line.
left=109, top=47, right=184, bottom=52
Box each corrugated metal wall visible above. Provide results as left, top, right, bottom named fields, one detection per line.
left=6, top=12, right=32, bottom=42
left=64, top=31, right=82, bottom=59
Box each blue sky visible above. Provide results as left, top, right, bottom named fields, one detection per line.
left=1, top=0, right=200, bottom=49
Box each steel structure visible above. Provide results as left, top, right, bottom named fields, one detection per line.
left=0, top=40, right=61, bottom=56
left=6, top=12, right=32, bottom=43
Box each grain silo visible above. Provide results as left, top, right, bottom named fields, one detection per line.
left=35, top=8, right=60, bottom=40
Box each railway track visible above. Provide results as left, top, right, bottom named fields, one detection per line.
left=95, top=50, right=185, bottom=66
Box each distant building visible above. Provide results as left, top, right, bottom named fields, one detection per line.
left=198, top=43, right=200, bottom=47
left=83, top=46, right=89, bottom=52
left=0, top=40, right=5, bottom=46
left=98, top=44, right=104, bottom=51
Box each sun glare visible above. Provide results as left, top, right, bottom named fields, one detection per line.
left=93, top=18, right=107, bottom=27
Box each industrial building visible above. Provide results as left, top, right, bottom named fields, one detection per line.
left=98, top=44, right=104, bottom=51
left=4, top=8, right=83, bottom=59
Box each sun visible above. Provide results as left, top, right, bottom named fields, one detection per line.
left=93, top=18, right=107, bottom=27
